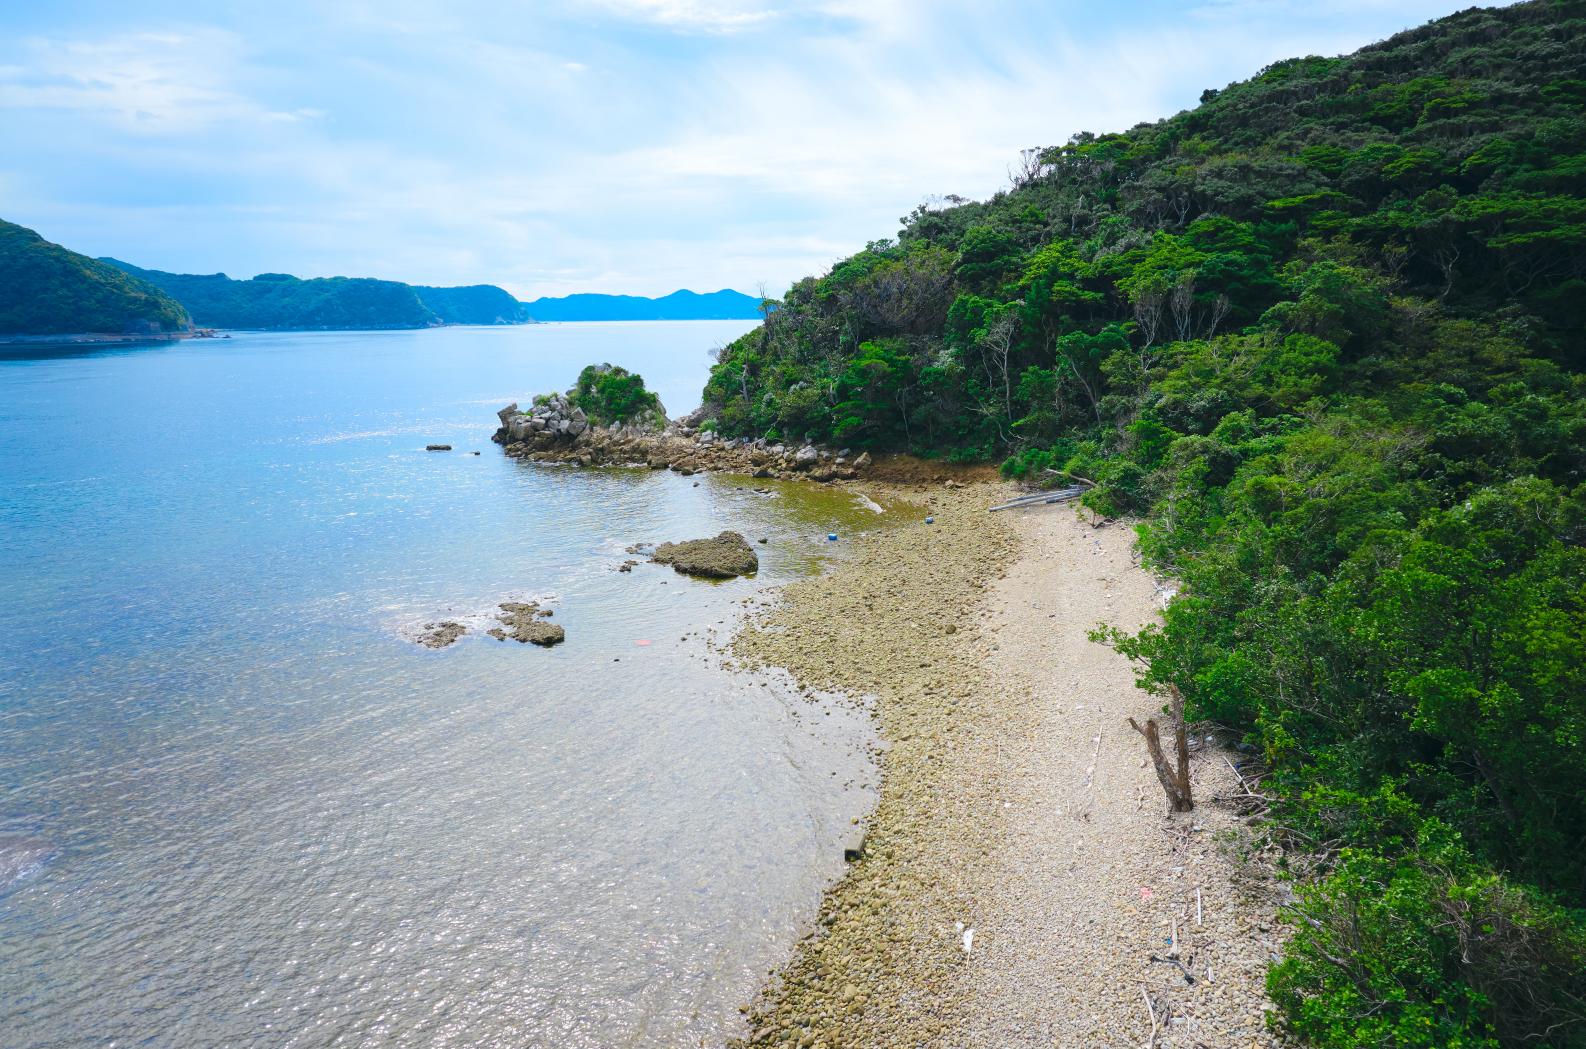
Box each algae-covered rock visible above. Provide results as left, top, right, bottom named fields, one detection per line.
left=651, top=531, right=758, bottom=578
left=493, top=601, right=566, bottom=646
left=417, top=621, right=466, bottom=648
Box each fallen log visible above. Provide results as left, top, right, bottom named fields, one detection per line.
left=988, top=486, right=1088, bottom=511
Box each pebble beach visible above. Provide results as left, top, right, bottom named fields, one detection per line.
left=729, top=482, right=1289, bottom=1048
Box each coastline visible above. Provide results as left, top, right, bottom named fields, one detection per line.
left=727, top=481, right=1286, bottom=1048
left=0, top=330, right=195, bottom=348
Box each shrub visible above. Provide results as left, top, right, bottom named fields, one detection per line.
left=569, top=363, right=665, bottom=427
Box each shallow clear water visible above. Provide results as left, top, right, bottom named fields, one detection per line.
left=0, top=323, right=885, bottom=1048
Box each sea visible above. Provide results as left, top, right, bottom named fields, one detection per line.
left=0, top=322, right=889, bottom=1048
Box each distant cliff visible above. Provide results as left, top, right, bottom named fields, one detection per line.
left=522, top=288, right=763, bottom=322
left=0, top=220, right=191, bottom=338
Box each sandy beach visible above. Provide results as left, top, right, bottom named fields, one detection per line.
left=730, top=482, right=1288, bottom=1048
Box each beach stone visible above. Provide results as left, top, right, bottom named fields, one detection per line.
left=651, top=531, right=758, bottom=578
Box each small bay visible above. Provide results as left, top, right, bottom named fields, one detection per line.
left=0, top=322, right=883, bottom=1048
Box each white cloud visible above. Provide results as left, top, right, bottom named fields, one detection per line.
left=0, top=1, right=1514, bottom=297
left=0, top=29, right=291, bottom=135
left=581, top=0, right=778, bottom=33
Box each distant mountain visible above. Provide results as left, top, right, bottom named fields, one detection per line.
left=522, top=288, right=764, bottom=322
left=0, top=220, right=191, bottom=337
left=413, top=284, right=531, bottom=325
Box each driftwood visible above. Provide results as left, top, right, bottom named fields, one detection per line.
left=987, top=486, right=1089, bottom=512
left=1128, top=684, right=1194, bottom=813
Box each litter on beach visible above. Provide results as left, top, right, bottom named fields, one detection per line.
left=827, top=533, right=838, bottom=541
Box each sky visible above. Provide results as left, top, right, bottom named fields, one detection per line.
left=0, top=0, right=1514, bottom=299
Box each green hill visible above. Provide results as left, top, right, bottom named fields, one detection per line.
left=104, top=262, right=442, bottom=330
left=0, top=221, right=191, bottom=337
left=413, top=284, right=531, bottom=324
left=703, top=3, right=1586, bottom=1045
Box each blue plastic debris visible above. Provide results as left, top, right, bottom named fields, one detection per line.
left=925, top=516, right=935, bottom=524
left=827, top=533, right=838, bottom=542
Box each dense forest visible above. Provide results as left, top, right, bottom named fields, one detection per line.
left=701, top=2, right=1586, bottom=1046
left=104, top=261, right=533, bottom=329
left=0, top=221, right=190, bottom=336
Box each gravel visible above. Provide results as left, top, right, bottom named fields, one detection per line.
left=727, top=484, right=1286, bottom=1048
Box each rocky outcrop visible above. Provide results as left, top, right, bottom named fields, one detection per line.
left=649, top=531, right=759, bottom=578
left=496, top=395, right=594, bottom=447
left=493, top=402, right=872, bottom=482
left=489, top=601, right=565, bottom=646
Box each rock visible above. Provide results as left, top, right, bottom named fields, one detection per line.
left=617, top=559, right=638, bottom=572
left=650, top=531, right=759, bottom=578
left=417, top=621, right=466, bottom=648
left=795, top=445, right=820, bottom=465
left=493, top=602, right=566, bottom=646
left=853, top=451, right=872, bottom=469
left=425, top=444, right=452, bottom=451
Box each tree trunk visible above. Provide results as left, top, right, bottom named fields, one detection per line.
left=1129, top=685, right=1193, bottom=813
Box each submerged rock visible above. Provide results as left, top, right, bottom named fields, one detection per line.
left=650, top=531, right=758, bottom=578
left=0, top=834, right=55, bottom=896
left=425, top=444, right=452, bottom=451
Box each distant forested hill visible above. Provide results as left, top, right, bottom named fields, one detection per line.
left=103, top=262, right=532, bottom=330
left=413, top=284, right=531, bottom=324
left=702, top=2, right=1586, bottom=1046
left=0, top=220, right=191, bottom=337
left=523, top=288, right=763, bottom=321
left=104, top=262, right=438, bottom=330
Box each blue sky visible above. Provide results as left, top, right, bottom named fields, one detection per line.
left=0, top=0, right=1511, bottom=298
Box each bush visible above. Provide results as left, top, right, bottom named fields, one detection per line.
left=1270, top=825, right=1586, bottom=1049
left=569, top=363, right=665, bottom=427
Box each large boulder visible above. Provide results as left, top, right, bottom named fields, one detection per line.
left=650, top=531, right=759, bottom=578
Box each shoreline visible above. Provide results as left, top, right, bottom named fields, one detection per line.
left=726, top=481, right=1286, bottom=1047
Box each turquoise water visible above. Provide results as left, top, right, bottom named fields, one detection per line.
left=0, top=323, right=884, bottom=1048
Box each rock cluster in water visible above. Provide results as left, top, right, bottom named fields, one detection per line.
left=649, top=530, right=759, bottom=578
left=488, top=601, right=565, bottom=646
left=412, top=601, right=565, bottom=649
left=417, top=621, right=466, bottom=648
left=494, top=402, right=873, bottom=481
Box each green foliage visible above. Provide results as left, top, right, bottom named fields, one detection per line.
left=0, top=220, right=190, bottom=335
left=568, top=363, right=665, bottom=427
left=694, top=3, right=1586, bottom=1043
left=1270, top=822, right=1586, bottom=1049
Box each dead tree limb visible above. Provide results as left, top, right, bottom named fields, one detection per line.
left=1129, top=685, right=1194, bottom=813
